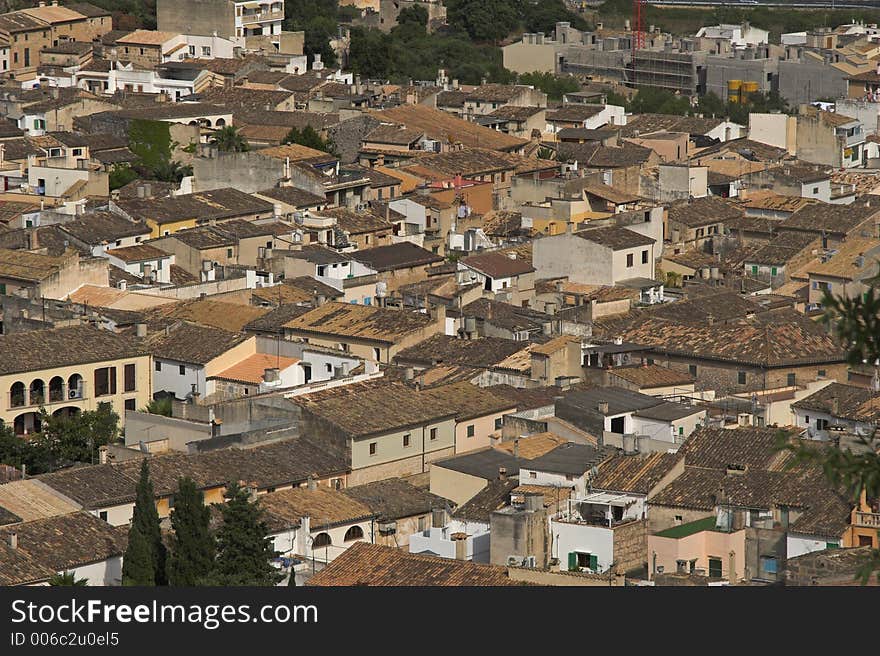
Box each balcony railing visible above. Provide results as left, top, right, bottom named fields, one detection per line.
left=854, top=511, right=880, bottom=528
left=8, top=384, right=86, bottom=410
left=240, top=9, right=283, bottom=24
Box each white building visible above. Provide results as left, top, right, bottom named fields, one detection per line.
left=695, top=23, right=769, bottom=48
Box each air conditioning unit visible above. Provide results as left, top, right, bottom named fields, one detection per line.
left=506, top=555, right=521, bottom=567
left=377, top=521, right=397, bottom=535
left=523, top=556, right=536, bottom=568
left=69, top=389, right=78, bottom=399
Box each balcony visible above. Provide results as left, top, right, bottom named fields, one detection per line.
left=8, top=383, right=86, bottom=411
left=240, top=9, right=283, bottom=25
left=853, top=511, right=880, bottom=528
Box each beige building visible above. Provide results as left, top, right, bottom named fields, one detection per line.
left=295, top=380, right=458, bottom=485
left=282, top=301, right=444, bottom=364
left=0, top=248, right=108, bottom=300
left=0, top=324, right=151, bottom=434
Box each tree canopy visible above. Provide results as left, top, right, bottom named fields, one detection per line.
left=167, top=477, right=216, bottom=586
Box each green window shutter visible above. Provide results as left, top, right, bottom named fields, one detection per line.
left=751, top=265, right=758, bottom=275
left=826, top=542, right=839, bottom=549
left=771, top=267, right=777, bottom=276
left=567, top=552, right=578, bottom=571
left=589, top=554, right=598, bottom=571
left=678, top=426, right=684, bottom=436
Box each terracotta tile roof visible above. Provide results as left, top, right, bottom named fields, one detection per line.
left=114, top=188, right=273, bottom=225
left=213, top=353, right=299, bottom=384
left=342, top=477, right=448, bottom=522
left=147, top=321, right=249, bottom=365
left=609, top=364, right=694, bottom=389
left=0, top=247, right=63, bottom=282
left=0, top=479, right=80, bottom=522
left=676, top=426, right=798, bottom=471
left=495, top=433, right=569, bottom=459
left=394, top=334, right=529, bottom=369
left=780, top=201, right=880, bottom=237
left=116, top=30, right=178, bottom=46
left=791, top=382, right=880, bottom=422
left=364, top=123, right=423, bottom=145
left=106, top=243, right=171, bottom=262
left=461, top=250, right=535, bottom=278
left=260, top=487, right=373, bottom=532
left=486, top=105, right=544, bottom=121
left=372, top=104, right=526, bottom=152
left=486, top=384, right=564, bottom=410
left=530, top=334, right=579, bottom=357
left=805, top=237, right=880, bottom=280
left=451, top=478, right=518, bottom=523
left=294, top=380, right=457, bottom=437
left=0, top=512, right=126, bottom=573
left=546, top=105, right=606, bottom=123
left=313, top=207, right=392, bottom=235
left=667, top=196, right=744, bottom=228
left=577, top=225, right=655, bottom=250
left=256, top=186, right=328, bottom=208
left=145, top=299, right=269, bottom=333
left=0, top=324, right=147, bottom=376
left=591, top=452, right=681, bottom=495
left=604, top=311, right=844, bottom=367
left=745, top=231, right=819, bottom=266
left=284, top=302, right=433, bottom=344
left=0, top=539, right=55, bottom=585
left=308, top=541, right=519, bottom=585
left=258, top=142, right=335, bottom=163
left=620, top=113, right=725, bottom=137
left=420, top=381, right=516, bottom=421
left=557, top=141, right=654, bottom=167
left=351, top=242, right=443, bottom=272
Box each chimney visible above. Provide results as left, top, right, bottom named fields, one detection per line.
left=98, top=445, right=109, bottom=464
left=432, top=507, right=447, bottom=528
left=307, top=475, right=317, bottom=491
left=8, top=532, right=16, bottom=549
left=706, top=314, right=714, bottom=326
left=829, top=396, right=839, bottom=416
left=135, top=323, right=147, bottom=338
left=598, top=401, right=609, bottom=415
left=210, top=418, right=220, bottom=438
left=498, top=467, right=508, bottom=481
left=263, top=367, right=280, bottom=383
left=452, top=532, right=468, bottom=560
left=513, top=438, right=520, bottom=457
left=404, top=367, right=414, bottom=381
left=728, top=550, right=737, bottom=585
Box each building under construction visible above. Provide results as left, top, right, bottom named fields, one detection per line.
left=626, top=49, right=707, bottom=96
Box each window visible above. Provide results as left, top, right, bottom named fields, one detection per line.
left=124, top=398, right=136, bottom=412
left=759, top=555, right=778, bottom=579
left=674, top=515, right=683, bottom=524
left=529, top=471, right=537, bottom=479
left=373, top=347, right=381, bottom=361
left=813, top=186, right=819, bottom=194
left=737, top=371, right=746, bottom=385
left=826, top=541, right=839, bottom=549
left=678, top=426, right=684, bottom=436
left=787, top=373, right=796, bottom=387
left=429, top=427, right=437, bottom=441
left=188, top=45, right=196, bottom=56
left=751, top=265, right=759, bottom=275
left=155, top=361, right=162, bottom=372
left=818, top=369, right=826, bottom=378
left=226, top=248, right=233, bottom=258
left=202, top=46, right=211, bottom=57
left=646, top=358, right=654, bottom=365
left=312, top=532, right=331, bottom=548
left=403, top=433, right=410, bottom=448
left=94, top=367, right=116, bottom=397
left=99, top=511, right=108, bottom=522
left=494, top=417, right=503, bottom=430
left=689, top=364, right=697, bottom=377
left=369, top=442, right=377, bottom=456
left=124, top=364, right=136, bottom=392
left=626, top=253, right=634, bottom=268
left=641, top=250, right=648, bottom=264
left=466, top=424, right=475, bottom=438
left=179, top=364, right=186, bottom=376
left=708, top=557, right=723, bottom=578
left=343, top=526, right=363, bottom=542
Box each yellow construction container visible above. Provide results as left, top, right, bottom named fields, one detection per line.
left=741, top=81, right=760, bottom=103
left=728, top=79, right=742, bottom=104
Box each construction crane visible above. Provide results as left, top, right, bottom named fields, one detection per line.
left=631, top=0, right=647, bottom=86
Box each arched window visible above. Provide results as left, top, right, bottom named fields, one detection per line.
left=10, top=381, right=25, bottom=408
left=67, top=374, right=83, bottom=399
left=343, top=526, right=364, bottom=542
left=312, top=532, right=331, bottom=549
left=29, top=379, right=45, bottom=406
left=215, top=117, right=226, bottom=127
left=49, top=376, right=64, bottom=403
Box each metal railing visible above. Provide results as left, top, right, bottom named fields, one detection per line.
left=8, top=383, right=85, bottom=410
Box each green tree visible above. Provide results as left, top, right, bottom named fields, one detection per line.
left=36, top=402, right=119, bottom=466
left=122, top=525, right=156, bottom=586
left=446, top=0, right=521, bottom=43
left=142, top=397, right=173, bottom=417
left=211, top=125, right=250, bottom=153
left=128, top=460, right=167, bottom=585
left=282, top=125, right=335, bottom=153
left=167, top=477, right=216, bottom=586
left=209, top=481, right=282, bottom=586
left=283, top=0, right=339, bottom=67
left=398, top=3, right=428, bottom=26
left=780, top=285, right=880, bottom=584
left=109, top=164, right=139, bottom=191
left=49, top=571, right=89, bottom=586
left=628, top=87, right=690, bottom=116
left=518, top=72, right=580, bottom=101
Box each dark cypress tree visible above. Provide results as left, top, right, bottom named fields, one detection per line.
left=122, top=526, right=155, bottom=585
left=212, top=481, right=283, bottom=586
left=131, top=460, right=167, bottom=585
left=167, top=477, right=216, bottom=586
